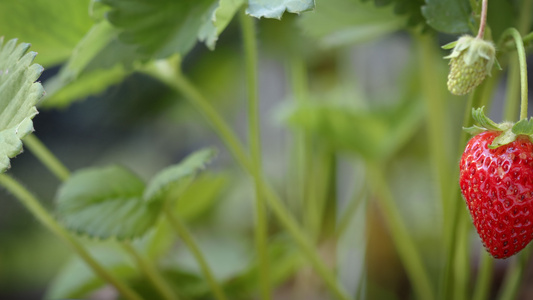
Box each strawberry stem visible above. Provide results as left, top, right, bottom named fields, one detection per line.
left=476, top=0, right=488, bottom=39
left=501, top=28, right=529, bottom=120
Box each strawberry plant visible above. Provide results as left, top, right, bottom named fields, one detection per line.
left=2, top=0, right=533, bottom=299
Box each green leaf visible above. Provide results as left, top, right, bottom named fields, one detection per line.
left=0, top=39, right=44, bottom=173
left=41, top=66, right=126, bottom=109
left=366, top=0, right=426, bottom=28
left=56, top=166, right=160, bottom=240
left=90, top=0, right=111, bottom=21
left=103, top=0, right=239, bottom=59
left=130, top=268, right=209, bottom=300
left=62, top=21, right=139, bottom=76
left=298, top=0, right=405, bottom=48
left=40, top=20, right=137, bottom=108
left=174, top=173, right=228, bottom=221
left=198, top=0, right=246, bottom=50
left=471, top=107, right=503, bottom=131
left=512, top=118, right=533, bottom=135
left=246, top=0, right=315, bottom=19
left=144, top=148, right=217, bottom=203
left=421, top=0, right=472, bottom=34
left=486, top=0, right=515, bottom=40
left=0, top=0, right=93, bottom=67
left=285, top=95, right=424, bottom=161
left=45, top=245, right=137, bottom=299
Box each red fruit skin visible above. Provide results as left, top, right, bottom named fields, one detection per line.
left=460, top=131, right=533, bottom=259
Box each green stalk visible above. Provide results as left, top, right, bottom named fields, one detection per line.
left=319, top=151, right=337, bottom=240
left=521, top=31, right=533, bottom=45
left=453, top=213, right=469, bottom=300
left=508, top=33, right=528, bottom=119
left=163, top=207, right=227, bottom=300
left=472, top=252, right=494, bottom=300
left=239, top=11, right=270, bottom=300
left=499, top=28, right=528, bottom=120
left=498, top=250, right=530, bottom=300
left=23, top=134, right=70, bottom=181
left=122, top=242, right=179, bottom=300
left=288, top=56, right=310, bottom=231
left=335, top=182, right=366, bottom=239
left=366, top=164, right=435, bottom=300
left=148, top=61, right=253, bottom=173
left=416, top=34, right=455, bottom=300
left=145, top=63, right=352, bottom=300
left=0, top=173, right=144, bottom=300
left=476, top=0, right=488, bottom=39
left=503, top=58, right=521, bottom=121
left=259, top=179, right=351, bottom=300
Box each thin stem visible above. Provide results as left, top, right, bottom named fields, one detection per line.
left=319, top=150, right=337, bottom=240
left=513, top=30, right=529, bottom=120
left=476, top=0, right=488, bottom=39
left=288, top=56, right=310, bottom=230
left=366, top=164, right=435, bottom=300
left=144, top=63, right=352, bottom=300
left=147, top=61, right=253, bottom=173
left=239, top=11, right=270, bottom=300
left=23, top=134, right=70, bottom=181
left=499, top=28, right=528, bottom=120
left=503, top=58, right=521, bottom=121
left=0, top=173, right=143, bottom=300
left=163, top=207, right=227, bottom=300
left=522, top=31, right=533, bottom=45
left=453, top=213, right=470, bottom=300
left=498, top=250, right=530, bottom=300
left=122, top=242, right=179, bottom=300
left=336, top=178, right=366, bottom=239
left=416, top=33, right=455, bottom=300
left=259, top=180, right=351, bottom=300
left=472, top=252, right=494, bottom=300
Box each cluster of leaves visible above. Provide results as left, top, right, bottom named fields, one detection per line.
left=56, top=149, right=215, bottom=239
left=0, top=1, right=320, bottom=298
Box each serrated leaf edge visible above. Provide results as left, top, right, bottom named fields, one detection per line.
left=143, top=148, right=217, bottom=203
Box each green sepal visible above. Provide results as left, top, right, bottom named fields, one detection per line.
left=489, top=129, right=517, bottom=149
left=441, top=41, right=458, bottom=50
left=472, top=107, right=502, bottom=131
left=512, top=118, right=533, bottom=135
left=463, top=125, right=487, bottom=135
left=494, top=58, right=503, bottom=71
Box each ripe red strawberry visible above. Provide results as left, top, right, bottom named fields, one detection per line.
left=460, top=131, right=533, bottom=258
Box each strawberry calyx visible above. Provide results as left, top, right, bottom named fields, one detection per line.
left=464, top=107, right=533, bottom=148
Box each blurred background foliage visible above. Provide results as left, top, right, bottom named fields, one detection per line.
left=0, top=0, right=532, bottom=299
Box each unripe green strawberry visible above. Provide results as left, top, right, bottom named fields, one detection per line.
left=445, top=35, right=496, bottom=95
